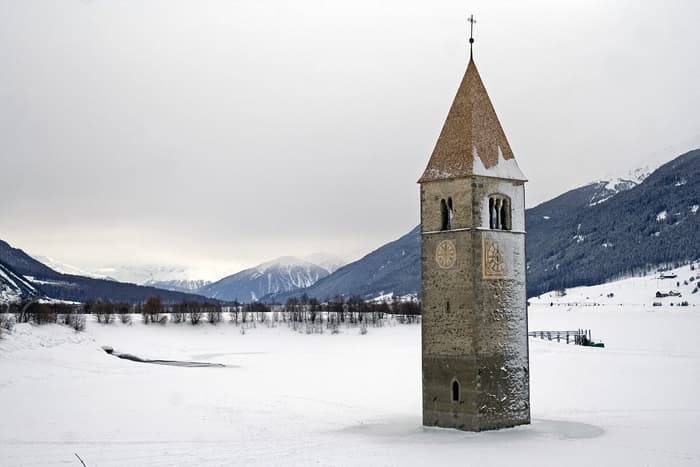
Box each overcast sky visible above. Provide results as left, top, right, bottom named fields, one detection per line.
left=1, top=0, right=699, bottom=279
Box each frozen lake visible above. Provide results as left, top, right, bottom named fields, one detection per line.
left=1, top=307, right=698, bottom=466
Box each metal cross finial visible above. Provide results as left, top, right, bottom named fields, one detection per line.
left=468, top=14, right=476, bottom=58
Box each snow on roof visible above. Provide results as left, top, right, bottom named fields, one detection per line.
left=471, top=146, right=527, bottom=181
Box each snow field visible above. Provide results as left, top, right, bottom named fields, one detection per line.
left=0, top=308, right=698, bottom=466
left=530, top=263, right=700, bottom=307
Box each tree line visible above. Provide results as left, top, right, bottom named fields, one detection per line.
left=0, top=294, right=421, bottom=335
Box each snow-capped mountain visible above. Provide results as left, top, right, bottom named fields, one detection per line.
left=302, top=252, right=347, bottom=273
left=526, top=149, right=699, bottom=296
left=30, top=255, right=110, bottom=280
left=267, top=228, right=419, bottom=303
left=0, top=261, right=40, bottom=305
left=199, top=256, right=330, bottom=302
left=145, top=279, right=212, bottom=294
left=88, top=264, right=218, bottom=291
left=92, top=265, right=193, bottom=285
left=587, top=165, right=654, bottom=206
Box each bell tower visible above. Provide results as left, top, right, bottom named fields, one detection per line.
left=418, top=18, right=530, bottom=431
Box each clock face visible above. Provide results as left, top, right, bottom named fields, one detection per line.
left=482, top=238, right=506, bottom=279
left=435, top=240, right=456, bottom=269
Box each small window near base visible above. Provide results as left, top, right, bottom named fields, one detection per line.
left=451, top=380, right=460, bottom=402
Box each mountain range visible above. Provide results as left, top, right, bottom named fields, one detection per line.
left=526, top=148, right=699, bottom=296
left=199, top=257, right=333, bottom=302
left=266, top=149, right=699, bottom=301
left=2, top=149, right=697, bottom=305
left=0, top=240, right=211, bottom=304
left=266, top=227, right=420, bottom=303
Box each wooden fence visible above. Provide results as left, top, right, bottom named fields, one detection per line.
left=528, top=329, right=593, bottom=345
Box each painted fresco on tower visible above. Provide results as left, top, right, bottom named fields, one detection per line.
left=482, top=236, right=507, bottom=279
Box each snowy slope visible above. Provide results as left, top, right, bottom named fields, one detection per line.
left=200, top=256, right=330, bottom=302
left=529, top=262, right=700, bottom=307
left=0, top=261, right=39, bottom=304
left=0, top=310, right=698, bottom=466
left=526, top=148, right=700, bottom=296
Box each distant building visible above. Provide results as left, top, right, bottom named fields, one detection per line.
left=418, top=26, right=531, bottom=431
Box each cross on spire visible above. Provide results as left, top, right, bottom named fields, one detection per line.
left=468, top=14, right=476, bottom=58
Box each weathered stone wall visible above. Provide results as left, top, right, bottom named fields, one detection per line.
left=420, top=178, right=473, bottom=232
left=421, top=175, right=530, bottom=431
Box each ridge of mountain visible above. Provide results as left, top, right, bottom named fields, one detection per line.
left=199, top=256, right=331, bottom=302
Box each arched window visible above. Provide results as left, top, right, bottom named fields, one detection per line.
left=451, top=379, right=460, bottom=402
left=488, top=195, right=511, bottom=231
left=440, top=198, right=454, bottom=231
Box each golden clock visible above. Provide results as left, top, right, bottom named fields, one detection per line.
left=435, top=240, right=456, bottom=269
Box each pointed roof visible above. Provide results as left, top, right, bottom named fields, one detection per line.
left=418, top=57, right=526, bottom=183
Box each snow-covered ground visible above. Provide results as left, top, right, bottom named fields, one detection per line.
left=0, top=309, right=698, bottom=466
left=530, top=263, right=700, bottom=308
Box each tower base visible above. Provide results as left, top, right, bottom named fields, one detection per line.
left=422, top=354, right=530, bottom=432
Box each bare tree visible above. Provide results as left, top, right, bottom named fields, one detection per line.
left=206, top=305, right=222, bottom=324
left=172, top=303, right=186, bottom=323
left=188, top=303, right=202, bottom=325
left=142, top=296, right=163, bottom=324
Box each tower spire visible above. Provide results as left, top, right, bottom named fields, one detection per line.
left=468, top=14, right=476, bottom=59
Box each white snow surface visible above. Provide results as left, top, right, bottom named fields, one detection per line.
left=530, top=263, right=700, bottom=306
left=1, top=307, right=699, bottom=466
left=472, top=145, right=527, bottom=181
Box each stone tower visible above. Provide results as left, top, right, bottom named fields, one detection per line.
left=418, top=50, right=531, bottom=431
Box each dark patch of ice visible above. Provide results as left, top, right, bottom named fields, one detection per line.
left=102, top=346, right=229, bottom=368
